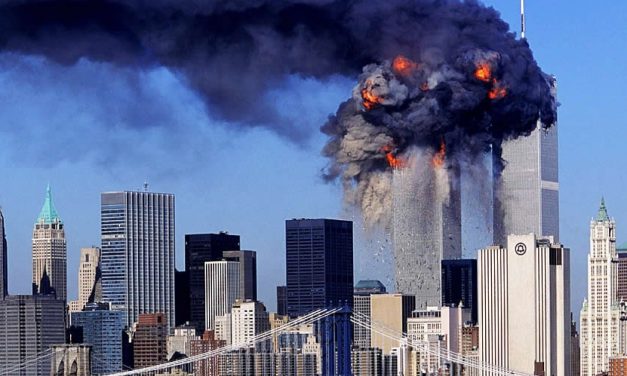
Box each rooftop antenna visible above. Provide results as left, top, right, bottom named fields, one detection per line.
left=520, top=0, right=526, bottom=39
left=143, top=181, right=149, bottom=192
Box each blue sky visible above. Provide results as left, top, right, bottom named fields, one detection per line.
left=0, top=1, right=625, bottom=323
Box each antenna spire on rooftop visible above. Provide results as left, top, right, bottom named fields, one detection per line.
left=520, top=0, right=526, bottom=39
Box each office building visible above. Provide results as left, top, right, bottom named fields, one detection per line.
left=478, top=234, right=570, bottom=376
left=72, top=302, right=125, bottom=375
left=185, top=232, right=240, bottom=332
left=0, top=295, right=66, bottom=375
left=276, top=286, right=287, bottom=316
left=101, top=191, right=175, bottom=328
left=133, top=313, right=168, bottom=368
left=407, top=305, right=471, bottom=374
left=175, top=269, right=190, bottom=326
left=392, top=161, right=462, bottom=308
left=571, top=316, right=581, bottom=376
left=50, top=344, right=92, bottom=376
left=190, top=330, right=225, bottom=376
left=223, top=250, right=257, bottom=301
left=442, top=259, right=477, bottom=323
left=231, top=300, right=270, bottom=347
left=205, top=260, right=240, bottom=330
left=353, top=280, right=386, bottom=349
left=609, top=356, right=627, bottom=376
left=167, top=324, right=198, bottom=360
left=32, top=185, right=67, bottom=300
left=286, top=219, right=353, bottom=318
left=493, top=106, right=559, bottom=245
left=616, top=244, right=627, bottom=301
left=0, top=208, right=7, bottom=299
left=352, top=347, right=383, bottom=376
left=370, top=294, right=415, bottom=354
left=69, top=247, right=100, bottom=312
left=580, top=200, right=621, bottom=376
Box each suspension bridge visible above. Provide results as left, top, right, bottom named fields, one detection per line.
left=0, top=308, right=530, bottom=376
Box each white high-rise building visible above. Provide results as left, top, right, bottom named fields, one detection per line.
left=230, top=300, right=270, bottom=346
left=580, top=200, right=621, bottom=376
left=32, top=185, right=67, bottom=300
left=478, top=234, right=570, bottom=376
left=205, top=261, right=240, bottom=330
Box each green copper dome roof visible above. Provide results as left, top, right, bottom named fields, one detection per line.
left=36, top=184, right=61, bottom=224
left=597, top=197, right=609, bottom=222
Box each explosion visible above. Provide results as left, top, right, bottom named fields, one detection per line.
left=474, top=62, right=493, bottom=82
left=382, top=145, right=407, bottom=169
left=392, top=55, right=419, bottom=77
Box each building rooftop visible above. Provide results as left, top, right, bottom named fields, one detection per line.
left=36, top=184, right=62, bottom=224
left=597, top=197, right=609, bottom=222
left=354, top=280, right=386, bottom=294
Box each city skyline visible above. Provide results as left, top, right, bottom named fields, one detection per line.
left=0, top=0, right=625, bottom=325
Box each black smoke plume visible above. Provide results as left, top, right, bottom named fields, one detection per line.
left=0, top=0, right=556, bottom=224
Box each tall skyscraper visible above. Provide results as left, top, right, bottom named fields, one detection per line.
left=615, top=244, right=627, bottom=301
left=478, top=234, right=570, bottom=376
left=369, top=294, right=415, bottom=355
left=0, top=208, right=7, bottom=299
left=0, top=295, right=66, bottom=376
left=580, top=200, right=621, bottom=376
left=441, top=259, right=477, bottom=323
left=494, top=96, right=559, bottom=245
left=353, top=280, right=386, bottom=349
left=205, top=260, right=240, bottom=330
left=392, top=163, right=462, bottom=308
left=285, top=219, right=353, bottom=318
left=101, top=191, right=175, bottom=328
left=72, top=302, right=125, bottom=375
left=185, top=232, right=240, bottom=332
left=74, top=247, right=100, bottom=311
left=32, top=185, right=67, bottom=300
left=276, top=286, right=287, bottom=316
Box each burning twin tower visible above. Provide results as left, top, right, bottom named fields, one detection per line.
left=322, top=34, right=556, bottom=307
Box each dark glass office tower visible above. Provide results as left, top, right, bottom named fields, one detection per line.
left=276, top=286, right=287, bottom=316
left=223, top=250, right=257, bottom=301
left=286, top=219, right=353, bottom=318
left=441, top=259, right=477, bottom=323
left=185, top=232, right=240, bottom=331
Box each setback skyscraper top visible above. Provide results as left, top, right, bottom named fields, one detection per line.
left=32, top=185, right=67, bottom=300
left=285, top=218, right=353, bottom=318
left=101, top=191, right=175, bottom=328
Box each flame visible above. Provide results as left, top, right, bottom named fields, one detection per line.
left=381, top=145, right=406, bottom=169
left=392, top=55, right=418, bottom=76
left=488, top=80, right=507, bottom=99
left=361, top=79, right=383, bottom=110
left=474, top=63, right=492, bottom=82
left=432, top=138, right=446, bottom=168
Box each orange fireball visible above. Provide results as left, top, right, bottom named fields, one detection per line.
left=392, top=55, right=418, bottom=77
left=381, top=145, right=406, bottom=169
left=474, top=62, right=492, bottom=82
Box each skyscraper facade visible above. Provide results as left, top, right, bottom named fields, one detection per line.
left=185, top=232, right=240, bottom=332
left=0, top=208, right=7, bottom=299
left=580, top=200, right=621, bottom=376
left=0, top=295, right=66, bottom=376
left=285, top=219, right=353, bottom=318
left=441, top=259, right=477, bottom=323
left=32, top=185, right=67, bottom=300
left=615, top=244, right=627, bottom=301
left=392, top=162, right=462, bottom=308
left=353, top=280, right=386, bottom=349
left=478, top=234, right=570, bottom=376
left=231, top=300, right=270, bottom=346
left=223, top=250, right=258, bottom=301
left=133, top=313, right=168, bottom=368
left=75, top=247, right=100, bottom=311
left=205, top=261, right=240, bottom=330
left=71, top=302, right=125, bottom=375
left=494, top=100, right=559, bottom=245
left=276, top=286, right=287, bottom=316
left=101, top=191, right=175, bottom=328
